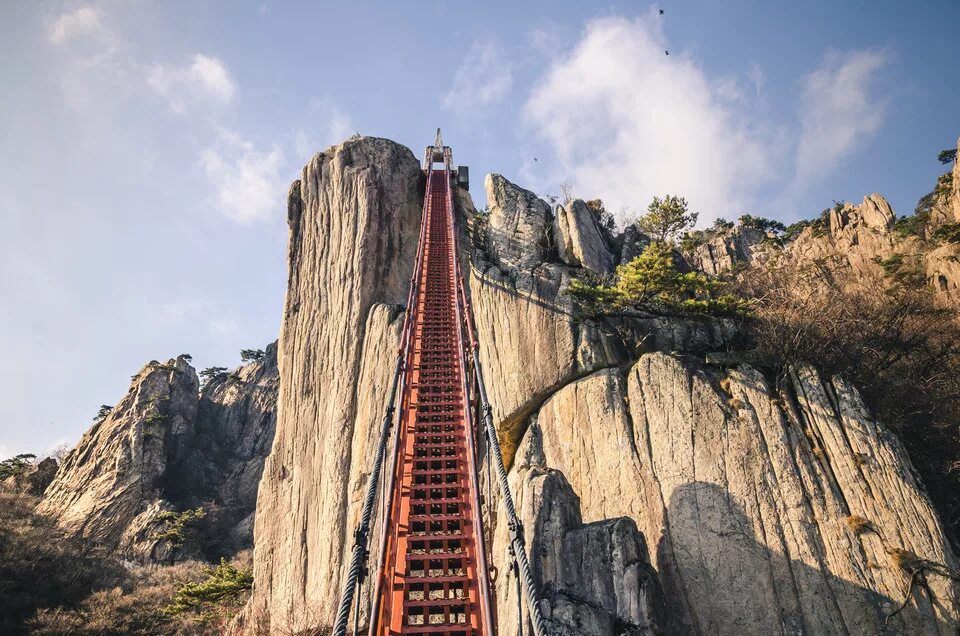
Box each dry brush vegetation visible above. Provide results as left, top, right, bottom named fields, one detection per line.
left=0, top=490, right=252, bottom=635
left=735, top=258, right=960, bottom=540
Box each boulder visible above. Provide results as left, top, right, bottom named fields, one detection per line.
left=484, top=173, right=553, bottom=274
left=493, top=453, right=671, bottom=636
left=553, top=199, right=615, bottom=274
left=830, top=194, right=896, bottom=235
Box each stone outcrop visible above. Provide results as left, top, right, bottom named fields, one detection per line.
left=497, top=353, right=960, bottom=634
left=686, top=225, right=766, bottom=277
left=471, top=174, right=739, bottom=466
left=495, top=434, right=672, bottom=635
left=181, top=342, right=279, bottom=556
left=242, top=137, right=423, bottom=633
left=831, top=193, right=896, bottom=234
left=37, top=356, right=200, bottom=559
left=618, top=223, right=651, bottom=265
left=783, top=192, right=960, bottom=306
left=553, top=199, right=615, bottom=274
left=2, top=457, right=58, bottom=496
left=684, top=185, right=960, bottom=309
left=36, top=347, right=278, bottom=562
left=234, top=138, right=960, bottom=635
left=929, top=137, right=960, bottom=228
left=485, top=173, right=553, bottom=273
left=472, top=176, right=960, bottom=633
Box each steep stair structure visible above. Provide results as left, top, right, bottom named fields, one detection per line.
left=332, top=132, right=547, bottom=636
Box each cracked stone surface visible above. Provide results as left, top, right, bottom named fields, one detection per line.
left=241, top=137, right=423, bottom=634
left=505, top=353, right=960, bottom=634
left=36, top=346, right=278, bottom=563
left=553, top=198, right=615, bottom=274
left=234, top=140, right=960, bottom=634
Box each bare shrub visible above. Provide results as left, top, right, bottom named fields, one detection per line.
left=736, top=260, right=960, bottom=541
left=0, top=491, right=125, bottom=633
left=27, top=553, right=253, bottom=635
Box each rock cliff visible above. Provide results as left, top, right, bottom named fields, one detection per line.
left=241, top=136, right=960, bottom=634
left=477, top=176, right=960, bottom=634
left=242, top=137, right=422, bottom=633
left=929, top=138, right=960, bottom=228
left=683, top=148, right=960, bottom=307
left=36, top=346, right=277, bottom=562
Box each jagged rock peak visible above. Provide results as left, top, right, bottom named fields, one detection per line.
left=37, top=347, right=278, bottom=563
left=37, top=355, right=200, bottom=559
left=484, top=173, right=553, bottom=273
left=830, top=193, right=896, bottom=234
left=553, top=198, right=615, bottom=274
left=243, top=136, right=423, bottom=633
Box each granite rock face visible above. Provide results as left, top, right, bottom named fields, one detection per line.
left=36, top=347, right=278, bottom=563
left=182, top=343, right=279, bottom=556
left=553, top=198, right=615, bottom=274
left=242, top=137, right=423, bottom=633
left=499, top=354, right=960, bottom=634
left=929, top=137, right=960, bottom=228
left=471, top=176, right=960, bottom=634
left=231, top=139, right=960, bottom=635
left=471, top=174, right=739, bottom=467
left=485, top=173, right=553, bottom=274
left=686, top=225, right=766, bottom=277
left=37, top=356, right=200, bottom=559
left=687, top=187, right=960, bottom=308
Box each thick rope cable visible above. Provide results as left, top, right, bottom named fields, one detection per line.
left=513, top=549, right=525, bottom=636
left=473, top=380, right=550, bottom=636
left=351, top=577, right=362, bottom=636
left=332, top=354, right=404, bottom=636
left=455, top=262, right=550, bottom=633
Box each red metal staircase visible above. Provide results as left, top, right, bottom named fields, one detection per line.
left=372, top=159, right=493, bottom=634
left=334, top=131, right=547, bottom=636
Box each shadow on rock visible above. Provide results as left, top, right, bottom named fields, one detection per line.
left=656, top=481, right=948, bottom=635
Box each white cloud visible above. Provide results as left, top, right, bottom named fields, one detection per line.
left=47, top=6, right=125, bottom=108
left=528, top=23, right=564, bottom=57
left=523, top=14, right=775, bottom=221
left=794, top=50, right=889, bottom=184
left=48, top=6, right=110, bottom=45
left=442, top=39, right=513, bottom=111
left=201, top=129, right=285, bottom=223
left=47, top=9, right=235, bottom=116
left=148, top=54, right=236, bottom=113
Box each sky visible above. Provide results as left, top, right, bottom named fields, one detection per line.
left=1, top=0, right=958, bottom=457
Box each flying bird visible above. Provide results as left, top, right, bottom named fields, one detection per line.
left=659, top=9, right=664, bottom=14
left=534, top=157, right=538, bottom=162
left=665, top=50, right=670, bottom=55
